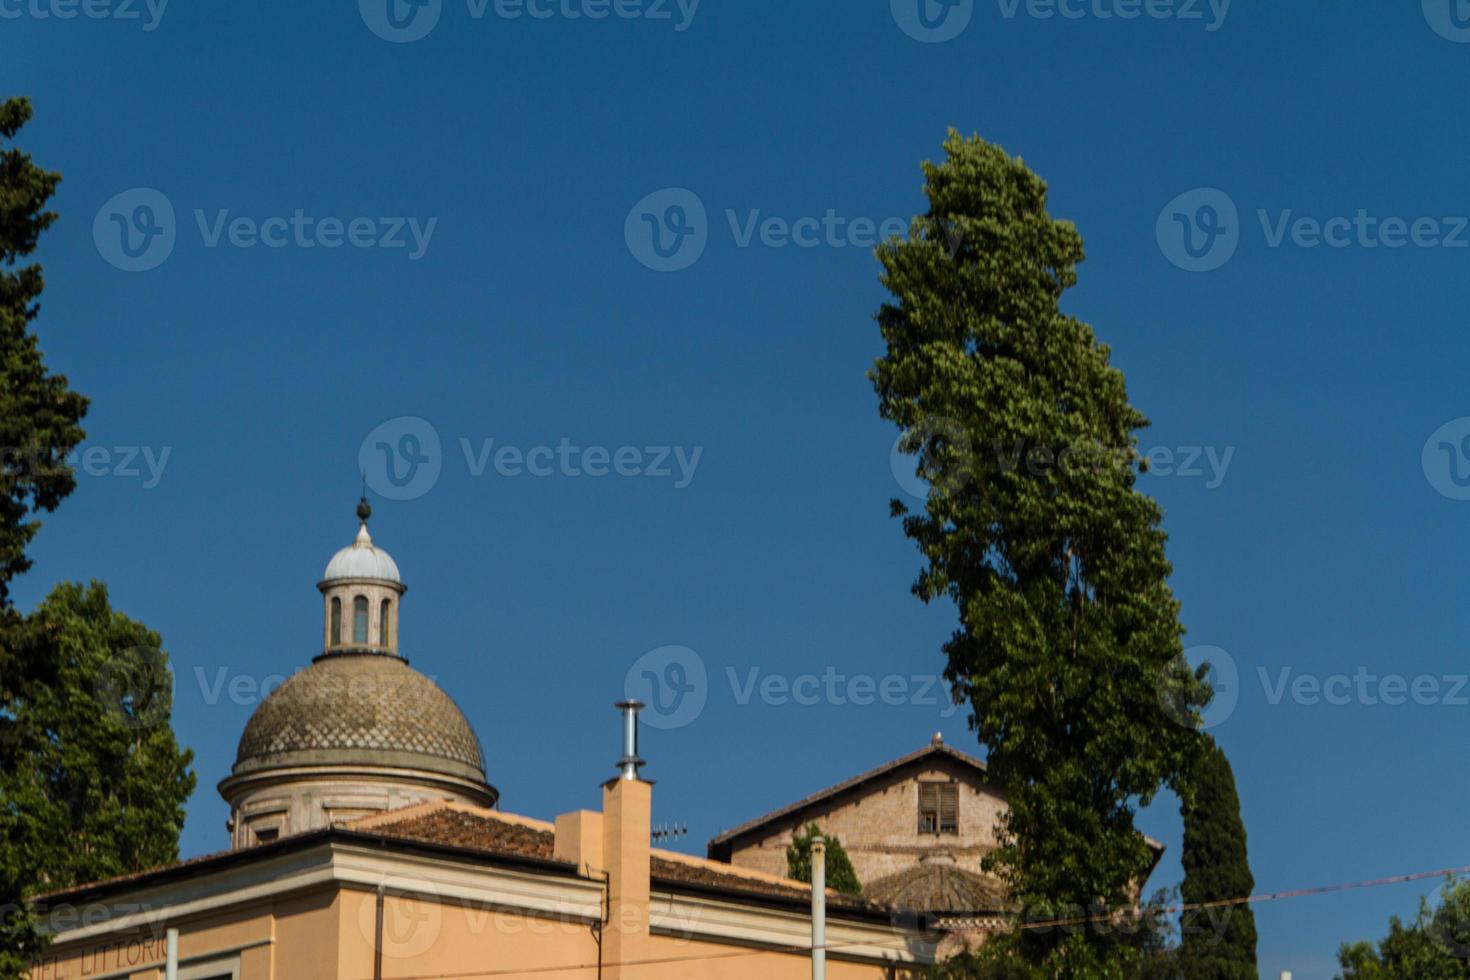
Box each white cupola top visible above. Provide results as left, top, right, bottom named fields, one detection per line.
left=322, top=498, right=402, bottom=584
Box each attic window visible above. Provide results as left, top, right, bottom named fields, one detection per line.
left=255, top=827, right=279, bottom=844
left=918, top=781, right=958, bottom=835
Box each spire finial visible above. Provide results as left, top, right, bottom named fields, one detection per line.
left=356, top=495, right=372, bottom=524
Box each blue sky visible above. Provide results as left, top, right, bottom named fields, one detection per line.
left=10, top=1, right=1470, bottom=975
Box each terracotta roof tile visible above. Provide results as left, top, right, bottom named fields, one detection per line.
left=349, top=803, right=556, bottom=861
left=649, top=856, right=868, bottom=910
left=359, top=803, right=878, bottom=911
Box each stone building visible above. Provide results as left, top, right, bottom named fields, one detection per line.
left=708, top=736, right=1164, bottom=940
left=709, top=736, right=1012, bottom=931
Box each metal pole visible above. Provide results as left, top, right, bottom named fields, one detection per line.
left=374, top=883, right=385, bottom=980
left=165, top=928, right=178, bottom=980
left=811, top=837, right=826, bottom=980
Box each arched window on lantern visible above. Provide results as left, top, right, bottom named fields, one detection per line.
left=353, top=596, right=369, bottom=644
left=330, top=598, right=342, bottom=647
left=379, top=599, right=391, bottom=648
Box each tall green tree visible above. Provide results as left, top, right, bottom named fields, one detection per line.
left=786, top=823, right=863, bottom=898
left=872, top=131, right=1211, bottom=978
left=0, top=97, right=87, bottom=605
left=0, top=98, right=194, bottom=979
left=1178, top=739, right=1258, bottom=978
left=1337, top=878, right=1470, bottom=979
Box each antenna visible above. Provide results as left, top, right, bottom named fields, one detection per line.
left=651, top=823, right=687, bottom=844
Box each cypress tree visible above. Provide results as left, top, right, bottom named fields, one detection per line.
left=786, top=823, right=863, bottom=898
left=0, top=98, right=195, bottom=980
left=0, top=97, right=88, bottom=604
left=1178, top=738, right=1258, bottom=979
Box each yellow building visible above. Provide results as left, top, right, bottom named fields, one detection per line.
left=28, top=505, right=935, bottom=979
left=29, top=789, right=935, bottom=979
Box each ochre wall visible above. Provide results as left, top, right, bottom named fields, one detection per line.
left=27, top=885, right=338, bottom=980
left=33, top=884, right=923, bottom=979
left=336, top=887, right=603, bottom=979
left=640, top=932, right=926, bottom=980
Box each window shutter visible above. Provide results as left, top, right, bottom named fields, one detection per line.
left=918, top=782, right=940, bottom=833
left=939, top=783, right=959, bottom=833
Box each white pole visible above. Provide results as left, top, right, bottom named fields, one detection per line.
left=1281, top=973, right=1292, bottom=980
left=811, top=837, right=826, bottom=980
left=165, top=928, right=178, bottom=980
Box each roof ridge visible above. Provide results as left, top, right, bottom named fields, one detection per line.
left=707, top=741, right=990, bottom=848
left=349, top=800, right=557, bottom=834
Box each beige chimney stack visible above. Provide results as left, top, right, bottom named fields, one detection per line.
left=552, top=809, right=604, bottom=875
left=595, top=699, right=654, bottom=978
left=601, top=775, right=652, bottom=978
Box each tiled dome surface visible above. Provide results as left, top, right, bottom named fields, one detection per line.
left=865, top=861, right=1011, bottom=913
left=234, top=653, right=484, bottom=780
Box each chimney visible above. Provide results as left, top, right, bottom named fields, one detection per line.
left=602, top=700, right=651, bottom=979
left=552, top=809, right=603, bottom=875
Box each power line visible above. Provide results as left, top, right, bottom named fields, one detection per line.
left=1015, top=862, right=1470, bottom=931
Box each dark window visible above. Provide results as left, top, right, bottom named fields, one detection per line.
left=330, top=598, right=341, bottom=646
left=255, top=827, right=279, bottom=844
left=918, top=781, right=959, bottom=834
left=353, top=596, right=369, bottom=644
left=379, top=600, right=391, bottom=647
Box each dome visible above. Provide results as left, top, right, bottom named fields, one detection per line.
left=865, top=855, right=1011, bottom=913
left=232, top=653, right=486, bottom=785
left=323, top=522, right=401, bottom=584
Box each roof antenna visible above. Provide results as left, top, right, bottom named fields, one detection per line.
left=651, top=823, right=687, bottom=844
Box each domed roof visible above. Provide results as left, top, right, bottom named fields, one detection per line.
left=865, top=855, right=1012, bottom=913
left=232, top=653, right=487, bottom=785
left=323, top=522, right=401, bottom=584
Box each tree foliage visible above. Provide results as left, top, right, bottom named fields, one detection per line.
left=928, top=889, right=1176, bottom=980
left=0, top=97, right=87, bottom=605
left=871, top=131, right=1212, bottom=978
left=0, top=97, right=193, bottom=979
left=1337, top=878, right=1470, bottom=980
left=786, top=823, right=863, bottom=898
left=1177, top=739, right=1257, bottom=978
left=0, top=584, right=197, bottom=976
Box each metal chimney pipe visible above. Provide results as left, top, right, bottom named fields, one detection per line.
left=165, top=928, right=178, bottom=980
left=811, top=836, right=826, bottom=980
left=615, top=699, right=645, bottom=780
